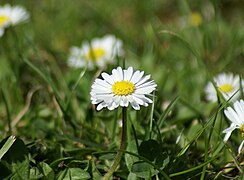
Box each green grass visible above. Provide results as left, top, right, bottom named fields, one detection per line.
left=1, top=0, right=244, bottom=179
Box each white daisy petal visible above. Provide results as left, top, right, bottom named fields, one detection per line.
left=133, top=94, right=153, bottom=104
left=135, top=75, right=151, bottom=86
left=131, top=101, right=140, bottom=110
left=90, top=66, right=157, bottom=111
left=238, top=140, right=244, bottom=154
left=135, top=86, right=156, bottom=94
left=97, top=102, right=107, bottom=111
left=223, top=99, right=244, bottom=154
left=94, top=79, right=111, bottom=88
left=101, top=72, right=114, bottom=84
left=117, top=67, right=123, bottom=80
left=108, top=102, right=116, bottom=110
left=122, top=96, right=129, bottom=107
left=124, top=67, right=133, bottom=81
left=226, top=107, right=242, bottom=126
left=131, top=71, right=144, bottom=84
left=223, top=124, right=237, bottom=141
left=234, top=100, right=244, bottom=124
left=131, top=95, right=144, bottom=105
left=112, top=68, right=121, bottom=81
left=136, top=80, right=157, bottom=89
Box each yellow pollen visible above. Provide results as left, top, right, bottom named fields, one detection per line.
left=86, top=47, right=106, bottom=61
left=241, top=124, right=244, bottom=137
left=189, top=12, right=202, bottom=27
left=219, top=83, right=234, bottom=93
left=0, top=15, right=10, bottom=27
left=112, top=81, right=135, bottom=96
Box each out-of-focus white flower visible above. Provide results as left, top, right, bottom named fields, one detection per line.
left=223, top=99, right=244, bottom=154
left=90, top=66, right=157, bottom=111
left=67, top=35, right=123, bottom=70
left=205, top=73, right=243, bottom=102
left=0, top=4, right=29, bottom=37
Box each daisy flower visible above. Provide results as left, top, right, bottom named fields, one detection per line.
left=204, top=73, right=243, bottom=102
left=189, top=12, right=202, bottom=27
left=223, top=99, right=244, bottom=154
left=67, top=35, right=123, bottom=70
left=90, top=66, right=157, bottom=111
left=0, top=4, right=29, bottom=37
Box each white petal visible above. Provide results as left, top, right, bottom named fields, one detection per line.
left=131, top=101, right=140, bottom=110
left=113, top=96, right=121, bottom=106
left=131, top=71, right=144, bottom=84
left=234, top=100, right=244, bottom=124
left=135, top=86, right=156, bottom=94
left=117, top=67, right=123, bottom=80
left=133, top=94, right=153, bottom=104
left=135, top=75, right=151, bottom=86
left=97, top=102, right=107, bottom=111
left=108, top=102, right=116, bottom=110
left=111, top=69, right=119, bottom=81
left=223, top=123, right=237, bottom=141
left=122, top=96, right=129, bottom=107
left=101, top=73, right=115, bottom=84
left=131, top=95, right=144, bottom=105
left=136, top=80, right=156, bottom=89
left=95, top=79, right=111, bottom=87
left=91, top=85, right=111, bottom=93
left=238, top=140, right=244, bottom=154
left=91, top=94, right=113, bottom=100
left=224, top=108, right=242, bottom=126
left=124, top=67, right=133, bottom=81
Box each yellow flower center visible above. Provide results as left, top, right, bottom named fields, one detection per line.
left=86, top=47, right=106, bottom=61
left=189, top=12, right=202, bottom=27
left=219, top=83, right=234, bottom=93
left=0, top=15, right=10, bottom=27
left=112, top=81, right=135, bottom=96
left=241, top=124, right=244, bottom=137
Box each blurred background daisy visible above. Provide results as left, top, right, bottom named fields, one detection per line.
left=0, top=4, right=29, bottom=37
left=67, top=35, right=123, bottom=70
left=204, top=73, right=243, bottom=102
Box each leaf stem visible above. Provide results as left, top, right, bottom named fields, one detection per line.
left=103, top=107, right=127, bottom=180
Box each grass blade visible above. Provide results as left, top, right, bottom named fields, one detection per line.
left=0, top=136, right=16, bottom=160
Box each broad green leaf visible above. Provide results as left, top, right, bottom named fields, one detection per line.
left=125, top=140, right=139, bottom=170
left=10, top=158, right=30, bottom=180
left=57, top=168, right=90, bottom=180
left=127, top=172, right=137, bottom=180
left=131, top=161, right=154, bottom=178
left=91, top=159, right=102, bottom=180
left=29, top=167, right=43, bottom=179
left=38, top=162, right=54, bottom=180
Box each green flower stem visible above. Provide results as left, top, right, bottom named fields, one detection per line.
left=103, top=107, right=127, bottom=180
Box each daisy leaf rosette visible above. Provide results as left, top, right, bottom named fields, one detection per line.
left=67, top=35, right=123, bottom=70
left=204, top=73, right=243, bottom=102
left=90, top=66, right=157, bottom=110
left=223, top=99, right=244, bottom=154
left=0, top=4, right=29, bottom=37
